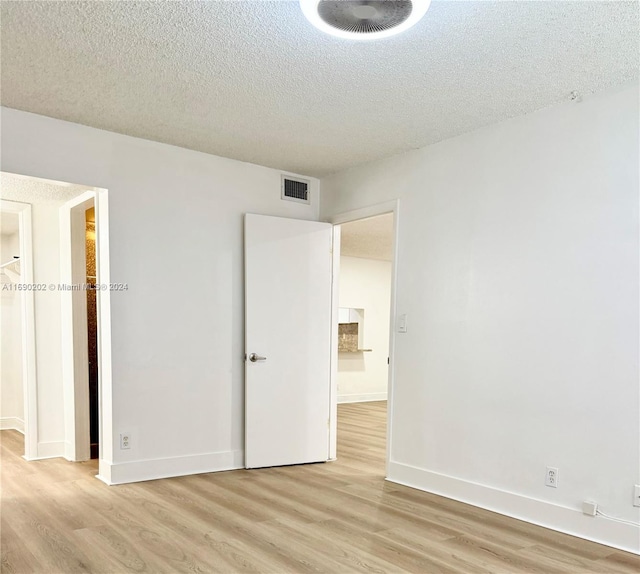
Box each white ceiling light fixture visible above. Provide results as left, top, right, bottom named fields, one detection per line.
left=300, top=0, right=431, bottom=41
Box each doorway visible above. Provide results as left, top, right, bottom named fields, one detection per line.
left=243, top=206, right=399, bottom=473
left=0, top=198, right=36, bottom=459
left=329, top=200, right=399, bottom=475
left=0, top=209, right=27, bottom=447
left=334, top=212, right=395, bottom=473
left=86, top=207, right=99, bottom=458
left=0, top=172, right=112, bottom=470
left=60, top=190, right=110, bottom=464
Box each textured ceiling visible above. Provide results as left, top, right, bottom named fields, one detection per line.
left=0, top=172, right=92, bottom=204
left=341, top=213, right=394, bottom=261
left=1, top=1, right=638, bottom=177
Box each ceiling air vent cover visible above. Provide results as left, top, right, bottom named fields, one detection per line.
left=282, top=176, right=310, bottom=204
left=300, top=0, right=431, bottom=40
left=318, top=0, right=412, bottom=34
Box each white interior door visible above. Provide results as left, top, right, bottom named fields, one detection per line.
left=245, top=213, right=333, bottom=469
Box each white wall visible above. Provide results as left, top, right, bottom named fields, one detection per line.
left=1, top=107, right=319, bottom=484
left=1, top=231, right=24, bottom=432
left=321, top=83, right=640, bottom=553
left=338, top=255, right=390, bottom=403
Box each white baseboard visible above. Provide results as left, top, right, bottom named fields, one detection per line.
left=0, top=416, right=25, bottom=433
left=338, top=392, right=387, bottom=404
left=23, top=440, right=66, bottom=460
left=387, top=461, right=640, bottom=555
left=102, top=449, right=245, bottom=485
left=64, top=440, right=75, bottom=462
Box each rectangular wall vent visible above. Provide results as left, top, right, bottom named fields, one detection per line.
left=281, top=176, right=310, bottom=204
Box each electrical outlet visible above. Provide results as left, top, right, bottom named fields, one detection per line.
left=634, top=485, right=640, bottom=508
left=545, top=466, right=558, bottom=488
left=120, top=432, right=131, bottom=450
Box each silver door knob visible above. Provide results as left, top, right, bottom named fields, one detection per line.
left=249, top=353, right=267, bottom=362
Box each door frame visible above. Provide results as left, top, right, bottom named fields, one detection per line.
left=60, top=188, right=113, bottom=474
left=0, top=199, right=38, bottom=460
left=327, top=199, right=400, bottom=474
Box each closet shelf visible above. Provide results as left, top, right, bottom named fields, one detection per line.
left=1, top=257, right=20, bottom=268
left=0, top=257, right=21, bottom=283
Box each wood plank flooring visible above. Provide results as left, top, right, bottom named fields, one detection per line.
left=1, top=401, right=638, bottom=573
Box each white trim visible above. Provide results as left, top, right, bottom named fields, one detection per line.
left=388, top=461, right=640, bottom=556
left=327, top=199, right=400, bottom=478
left=330, top=200, right=399, bottom=226
left=102, top=450, right=244, bottom=485
left=328, top=226, right=341, bottom=460
left=60, top=190, right=97, bottom=211
left=0, top=417, right=25, bottom=433
left=60, top=192, right=94, bottom=462
left=337, top=392, right=388, bottom=404
left=97, top=457, right=112, bottom=485
left=0, top=199, right=37, bottom=460
left=95, top=189, right=113, bottom=466
left=26, top=440, right=66, bottom=460
left=59, top=188, right=112, bottom=472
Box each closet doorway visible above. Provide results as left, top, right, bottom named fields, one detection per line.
left=0, top=172, right=112, bottom=469
left=0, top=202, right=35, bottom=457
left=86, top=207, right=99, bottom=458
left=60, top=190, right=110, bottom=464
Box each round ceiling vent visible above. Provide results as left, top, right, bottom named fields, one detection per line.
left=300, top=0, right=431, bottom=40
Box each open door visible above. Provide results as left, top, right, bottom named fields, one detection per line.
left=245, top=214, right=332, bottom=469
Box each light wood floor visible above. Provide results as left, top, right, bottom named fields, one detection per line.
left=1, top=401, right=638, bottom=573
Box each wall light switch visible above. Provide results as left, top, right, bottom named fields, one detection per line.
left=398, top=314, right=407, bottom=333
